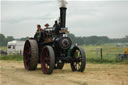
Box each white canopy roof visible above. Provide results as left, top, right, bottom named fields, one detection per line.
left=8, top=40, right=25, bottom=46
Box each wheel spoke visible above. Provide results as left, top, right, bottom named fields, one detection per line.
left=71, top=47, right=86, bottom=72
left=71, top=48, right=84, bottom=71
left=77, top=57, right=82, bottom=62
left=74, top=62, right=77, bottom=67
left=75, top=50, right=82, bottom=70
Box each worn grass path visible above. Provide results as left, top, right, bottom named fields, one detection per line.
left=0, top=60, right=128, bottom=85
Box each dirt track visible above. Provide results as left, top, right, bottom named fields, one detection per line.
left=0, top=60, right=128, bottom=85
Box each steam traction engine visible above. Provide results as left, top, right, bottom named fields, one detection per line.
left=23, top=7, right=86, bottom=74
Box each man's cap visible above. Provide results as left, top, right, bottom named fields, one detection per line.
left=45, top=23, right=49, bottom=27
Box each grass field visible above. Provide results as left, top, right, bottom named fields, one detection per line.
left=83, top=44, right=128, bottom=64
left=0, top=46, right=7, bottom=51
left=0, top=44, right=128, bottom=64
left=0, top=46, right=23, bottom=61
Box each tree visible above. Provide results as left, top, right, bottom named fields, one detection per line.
left=0, top=34, right=6, bottom=46
left=125, top=35, right=128, bottom=39
left=1, top=33, right=128, bottom=46
left=20, top=37, right=29, bottom=41
left=68, top=33, right=76, bottom=44
left=96, top=40, right=104, bottom=45
left=6, top=36, right=14, bottom=42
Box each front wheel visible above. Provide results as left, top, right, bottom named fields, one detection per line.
left=70, top=46, right=86, bottom=72
left=40, top=46, right=55, bottom=74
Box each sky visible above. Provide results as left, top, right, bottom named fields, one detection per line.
left=1, top=0, right=128, bottom=38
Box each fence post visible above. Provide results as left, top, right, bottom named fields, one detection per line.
left=100, top=48, right=103, bottom=60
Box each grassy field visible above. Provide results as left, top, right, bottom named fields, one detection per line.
left=83, top=44, right=128, bottom=64
left=0, top=54, right=23, bottom=61
left=0, top=46, right=7, bottom=51
left=0, top=46, right=23, bottom=61
left=0, top=44, right=128, bottom=64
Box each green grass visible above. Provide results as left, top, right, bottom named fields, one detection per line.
left=86, top=57, right=128, bottom=64
left=82, top=44, right=128, bottom=64
left=0, top=46, right=7, bottom=51
left=0, top=55, right=23, bottom=61
left=0, top=46, right=23, bottom=61
left=0, top=44, right=128, bottom=64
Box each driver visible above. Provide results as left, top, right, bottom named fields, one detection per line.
left=36, top=24, right=43, bottom=33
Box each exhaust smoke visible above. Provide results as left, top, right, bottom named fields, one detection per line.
left=58, top=0, right=68, bottom=7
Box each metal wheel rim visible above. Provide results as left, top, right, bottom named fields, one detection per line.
left=24, top=41, right=31, bottom=70
left=41, top=47, right=50, bottom=73
left=73, top=49, right=82, bottom=71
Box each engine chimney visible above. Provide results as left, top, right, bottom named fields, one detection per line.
left=60, top=7, right=67, bottom=28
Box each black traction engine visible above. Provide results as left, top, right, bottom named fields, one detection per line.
left=23, top=6, right=86, bottom=74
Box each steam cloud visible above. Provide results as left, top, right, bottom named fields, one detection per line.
left=58, top=0, right=68, bottom=7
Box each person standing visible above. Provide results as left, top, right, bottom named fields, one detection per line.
left=36, top=24, right=43, bottom=32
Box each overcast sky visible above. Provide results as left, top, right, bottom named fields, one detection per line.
left=1, top=0, right=128, bottom=38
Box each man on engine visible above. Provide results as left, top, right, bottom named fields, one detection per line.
left=36, top=24, right=43, bottom=32
left=34, top=24, right=44, bottom=42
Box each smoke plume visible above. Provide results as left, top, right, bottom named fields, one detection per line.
left=58, top=0, right=68, bottom=7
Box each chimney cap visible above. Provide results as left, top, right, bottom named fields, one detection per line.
left=60, top=7, right=67, bottom=9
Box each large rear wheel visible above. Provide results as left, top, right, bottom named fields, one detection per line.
left=40, top=46, right=55, bottom=74
left=23, top=39, right=39, bottom=70
left=70, top=46, right=86, bottom=72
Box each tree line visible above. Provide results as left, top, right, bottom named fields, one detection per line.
left=0, top=34, right=29, bottom=46
left=0, top=33, right=128, bottom=46
left=68, top=34, right=128, bottom=45
left=0, top=34, right=14, bottom=46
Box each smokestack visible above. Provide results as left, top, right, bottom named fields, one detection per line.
left=60, top=7, right=67, bottom=28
